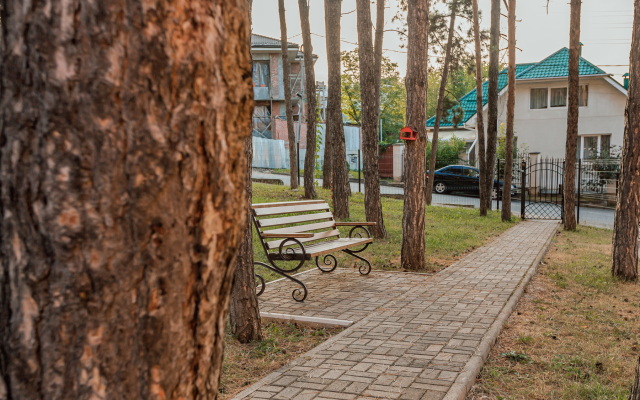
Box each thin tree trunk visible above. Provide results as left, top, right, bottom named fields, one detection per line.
left=374, top=0, right=385, bottom=105
left=563, top=0, right=581, bottom=231
left=229, top=0, right=262, bottom=345
left=356, top=0, right=387, bottom=238
left=326, top=0, right=350, bottom=220
left=426, top=0, right=459, bottom=206
left=612, top=0, right=640, bottom=282
left=401, top=0, right=430, bottom=270
left=0, top=0, right=252, bottom=398
left=501, top=0, right=516, bottom=222
left=631, top=354, right=640, bottom=400
left=484, top=0, right=501, bottom=211
left=473, top=0, right=489, bottom=216
left=279, top=0, right=299, bottom=190
left=298, top=0, right=317, bottom=199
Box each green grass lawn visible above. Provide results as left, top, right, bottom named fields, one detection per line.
left=251, top=183, right=515, bottom=280
left=468, top=227, right=640, bottom=400
left=270, top=168, right=361, bottom=180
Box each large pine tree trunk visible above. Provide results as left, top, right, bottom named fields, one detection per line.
left=279, top=0, right=299, bottom=190
left=401, top=0, right=430, bottom=270
left=501, top=0, right=516, bottom=222
left=631, top=354, right=640, bottom=400
left=356, top=0, right=387, bottom=238
left=612, top=0, right=640, bottom=282
left=563, top=0, right=581, bottom=231
left=484, top=0, right=500, bottom=211
left=326, top=0, right=350, bottom=220
left=298, top=0, right=317, bottom=199
left=426, top=0, right=458, bottom=206
left=229, top=138, right=262, bottom=344
left=229, top=0, right=262, bottom=345
left=0, top=1, right=252, bottom=398
left=473, top=0, right=489, bottom=216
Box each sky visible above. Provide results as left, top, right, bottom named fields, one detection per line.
left=251, top=0, right=633, bottom=83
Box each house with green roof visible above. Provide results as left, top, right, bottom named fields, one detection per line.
left=427, top=47, right=628, bottom=161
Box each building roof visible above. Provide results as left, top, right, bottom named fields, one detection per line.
left=251, top=34, right=298, bottom=49
left=427, top=48, right=610, bottom=128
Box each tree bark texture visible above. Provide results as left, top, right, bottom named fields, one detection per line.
left=0, top=1, right=252, bottom=398
left=631, top=354, right=640, bottom=400
left=356, top=0, right=387, bottom=238
left=326, top=0, right=350, bottom=220
left=279, top=0, right=299, bottom=190
left=563, top=0, right=581, bottom=231
left=473, top=0, right=489, bottom=216
left=484, top=0, right=500, bottom=212
left=612, top=0, right=640, bottom=282
left=426, top=0, right=458, bottom=206
left=401, top=0, right=430, bottom=270
left=501, top=0, right=516, bottom=222
left=229, top=0, right=262, bottom=345
left=299, top=0, right=317, bottom=199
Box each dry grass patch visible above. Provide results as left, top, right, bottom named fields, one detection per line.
left=219, top=321, right=342, bottom=399
left=468, top=227, right=640, bottom=400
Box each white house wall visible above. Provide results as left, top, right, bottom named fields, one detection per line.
left=478, top=77, right=626, bottom=158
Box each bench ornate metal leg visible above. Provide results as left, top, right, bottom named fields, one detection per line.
left=253, top=261, right=307, bottom=302
left=342, top=225, right=372, bottom=275
left=254, top=238, right=308, bottom=302
left=342, top=249, right=372, bottom=275
left=315, top=254, right=338, bottom=273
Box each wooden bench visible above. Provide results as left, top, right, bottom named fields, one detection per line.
left=252, top=200, right=376, bottom=302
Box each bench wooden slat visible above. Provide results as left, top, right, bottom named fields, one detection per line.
left=257, top=212, right=334, bottom=228
left=260, top=232, right=314, bottom=238
left=252, top=200, right=326, bottom=209
left=334, top=222, right=377, bottom=226
left=266, top=229, right=340, bottom=249
left=253, top=203, right=330, bottom=217
left=263, top=221, right=336, bottom=235
left=267, top=238, right=373, bottom=259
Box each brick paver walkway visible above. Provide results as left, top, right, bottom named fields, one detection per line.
left=234, top=221, right=559, bottom=400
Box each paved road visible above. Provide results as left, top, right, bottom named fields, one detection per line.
left=233, top=221, right=560, bottom=400
left=252, top=170, right=615, bottom=229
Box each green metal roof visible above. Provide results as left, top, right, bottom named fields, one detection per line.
left=427, top=48, right=609, bottom=128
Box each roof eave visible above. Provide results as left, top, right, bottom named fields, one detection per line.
left=515, top=73, right=611, bottom=82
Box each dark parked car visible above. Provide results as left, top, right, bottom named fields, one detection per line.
left=426, top=165, right=517, bottom=198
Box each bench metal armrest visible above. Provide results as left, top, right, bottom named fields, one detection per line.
left=260, top=232, right=314, bottom=238
left=334, top=222, right=377, bottom=226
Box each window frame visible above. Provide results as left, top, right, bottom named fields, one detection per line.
left=577, top=134, right=612, bottom=160
left=529, top=85, right=589, bottom=109
left=549, top=87, right=568, bottom=108
left=530, top=88, right=549, bottom=109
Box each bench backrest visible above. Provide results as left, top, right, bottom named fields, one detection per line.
left=251, top=200, right=339, bottom=253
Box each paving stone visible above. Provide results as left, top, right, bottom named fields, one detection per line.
left=232, top=221, right=558, bottom=400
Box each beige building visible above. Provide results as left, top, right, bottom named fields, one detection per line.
left=427, top=48, right=629, bottom=162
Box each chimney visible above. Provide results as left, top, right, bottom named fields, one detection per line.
left=579, top=42, right=584, bottom=57
left=624, top=73, right=630, bottom=90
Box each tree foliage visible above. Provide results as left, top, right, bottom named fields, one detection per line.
left=341, top=49, right=407, bottom=146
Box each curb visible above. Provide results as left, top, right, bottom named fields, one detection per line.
left=442, top=221, right=560, bottom=400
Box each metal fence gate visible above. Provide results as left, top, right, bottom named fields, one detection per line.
left=520, top=158, right=565, bottom=220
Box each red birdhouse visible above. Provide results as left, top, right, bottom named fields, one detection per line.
left=400, top=126, right=417, bottom=141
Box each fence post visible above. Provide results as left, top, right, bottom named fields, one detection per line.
left=577, top=158, right=581, bottom=225
left=358, top=149, right=361, bottom=193
left=496, top=158, right=501, bottom=211
left=520, top=158, right=526, bottom=219
left=297, top=142, right=301, bottom=184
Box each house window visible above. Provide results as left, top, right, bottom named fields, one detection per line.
left=252, top=62, right=270, bottom=88
left=550, top=88, right=567, bottom=107
left=579, top=85, right=589, bottom=107
left=577, top=134, right=611, bottom=159
left=530, top=88, right=548, bottom=109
